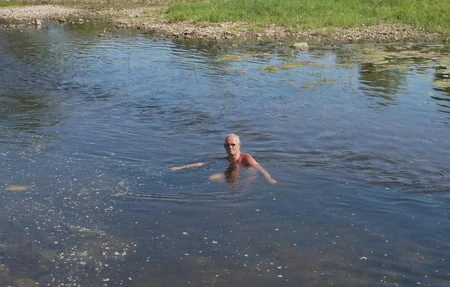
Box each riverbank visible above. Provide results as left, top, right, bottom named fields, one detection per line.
left=0, top=4, right=447, bottom=44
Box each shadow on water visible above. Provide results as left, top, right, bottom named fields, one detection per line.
left=0, top=22, right=449, bottom=286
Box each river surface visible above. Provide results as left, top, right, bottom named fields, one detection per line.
left=1, top=22, right=449, bottom=286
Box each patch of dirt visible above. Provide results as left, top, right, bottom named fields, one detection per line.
left=0, top=5, right=83, bottom=22
left=0, top=4, right=446, bottom=44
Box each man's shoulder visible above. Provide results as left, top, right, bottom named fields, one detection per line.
left=241, top=153, right=257, bottom=163
left=240, top=152, right=253, bottom=158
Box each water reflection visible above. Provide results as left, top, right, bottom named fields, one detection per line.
left=209, top=163, right=258, bottom=188
left=0, top=23, right=449, bottom=286
left=332, top=44, right=450, bottom=116
left=359, top=64, right=405, bottom=106
left=432, top=63, right=450, bottom=120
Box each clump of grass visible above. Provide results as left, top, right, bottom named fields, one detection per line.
left=167, top=0, right=450, bottom=33
left=0, top=1, right=22, bottom=7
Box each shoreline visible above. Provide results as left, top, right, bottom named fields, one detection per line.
left=0, top=5, right=447, bottom=44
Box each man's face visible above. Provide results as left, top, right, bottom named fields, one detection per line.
left=224, top=136, right=240, bottom=156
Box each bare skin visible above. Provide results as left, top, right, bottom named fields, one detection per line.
left=171, top=133, right=277, bottom=184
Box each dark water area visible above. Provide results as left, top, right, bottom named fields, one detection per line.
left=1, top=22, right=449, bottom=286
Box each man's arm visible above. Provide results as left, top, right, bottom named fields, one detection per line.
left=171, top=157, right=227, bottom=171
left=170, top=162, right=205, bottom=171
left=246, top=155, right=277, bottom=184
left=254, top=163, right=277, bottom=184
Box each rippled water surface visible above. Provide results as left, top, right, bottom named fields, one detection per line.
left=1, top=22, right=449, bottom=286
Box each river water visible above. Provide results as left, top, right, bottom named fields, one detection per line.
left=1, top=22, right=449, bottom=286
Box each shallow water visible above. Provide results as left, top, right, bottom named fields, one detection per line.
left=1, top=22, right=449, bottom=286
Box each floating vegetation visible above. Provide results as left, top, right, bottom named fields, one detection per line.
left=359, top=45, right=449, bottom=70
left=439, top=55, right=450, bottom=67
left=435, top=55, right=450, bottom=79
left=5, top=185, right=30, bottom=191
left=224, top=67, right=247, bottom=74
left=433, top=80, right=450, bottom=89
left=262, top=65, right=279, bottom=72
left=262, top=60, right=327, bottom=73
left=354, top=45, right=450, bottom=93
left=216, top=53, right=253, bottom=62
left=281, top=61, right=304, bottom=69
left=305, top=78, right=336, bottom=86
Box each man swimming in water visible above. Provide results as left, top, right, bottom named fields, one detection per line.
left=171, top=133, right=277, bottom=184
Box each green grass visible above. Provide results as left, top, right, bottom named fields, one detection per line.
left=0, top=1, right=22, bottom=7
left=166, top=0, right=450, bottom=33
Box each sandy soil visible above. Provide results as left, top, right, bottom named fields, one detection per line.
left=0, top=5, right=83, bottom=21
left=0, top=4, right=446, bottom=43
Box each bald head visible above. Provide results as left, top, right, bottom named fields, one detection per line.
left=224, top=133, right=240, bottom=144
left=223, top=133, right=241, bottom=157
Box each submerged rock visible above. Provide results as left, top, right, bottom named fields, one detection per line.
left=292, top=42, right=309, bottom=50
left=13, top=277, right=37, bottom=287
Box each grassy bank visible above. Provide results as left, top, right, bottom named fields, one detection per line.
left=3, top=0, right=449, bottom=34
left=167, top=0, right=449, bottom=33
left=1, top=0, right=448, bottom=41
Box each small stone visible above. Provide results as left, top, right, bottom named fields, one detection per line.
left=292, top=42, right=310, bottom=51
left=32, top=19, right=41, bottom=26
